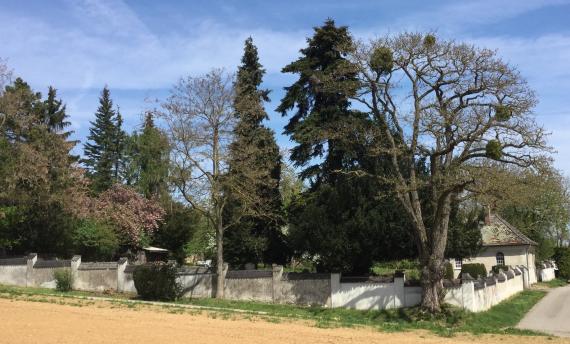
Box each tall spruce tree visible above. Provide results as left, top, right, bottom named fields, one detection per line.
left=224, top=38, right=288, bottom=267
left=83, top=87, right=124, bottom=193
left=278, top=20, right=416, bottom=273
left=276, top=19, right=360, bottom=186
left=127, top=112, right=170, bottom=200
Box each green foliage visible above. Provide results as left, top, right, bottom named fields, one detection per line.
left=83, top=87, right=125, bottom=193
left=184, top=217, right=216, bottom=260
left=423, top=34, right=436, bottom=47
left=444, top=262, right=455, bottom=280
left=445, top=203, right=483, bottom=259
left=496, top=166, right=568, bottom=261
left=133, top=262, right=182, bottom=301
left=460, top=263, right=487, bottom=278
left=224, top=37, right=287, bottom=268
left=553, top=247, right=570, bottom=279
left=491, top=265, right=509, bottom=274
left=72, top=219, right=118, bottom=261
left=54, top=269, right=73, bottom=292
left=152, top=202, right=201, bottom=264
left=288, top=178, right=416, bottom=274
left=494, top=104, right=512, bottom=122
left=370, top=46, right=393, bottom=74
left=485, top=140, right=502, bottom=160
left=277, top=19, right=359, bottom=183
left=123, top=113, right=170, bottom=199
left=371, top=260, right=421, bottom=281
left=0, top=78, right=81, bottom=256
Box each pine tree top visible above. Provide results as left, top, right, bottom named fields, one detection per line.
left=234, top=37, right=270, bottom=126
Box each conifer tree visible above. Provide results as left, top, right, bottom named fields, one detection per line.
left=126, top=112, right=170, bottom=200
left=276, top=19, right=360, bottom=186
left=83, top=87, right=124, bottom=193
left=225, top=38, right=287, bottom=267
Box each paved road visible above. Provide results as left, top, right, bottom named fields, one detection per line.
left=518, top=285, right=570, bottom=337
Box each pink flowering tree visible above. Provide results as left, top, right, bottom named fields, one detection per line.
left=95, top=184, right=165, bottom=248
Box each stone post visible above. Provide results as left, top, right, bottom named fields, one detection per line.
left=71, top=255, right=81, bottom=290
left=330, top=273, right=341, bottom=308
left=272, top=264, right=283, bottom=304
left=117, top=257, right=128, bottom=292
left=461, top=273, right=475, bottom=312
left=26, top=253, right=37, bottom=287
left=520, top=266, right=530, bottom=290
left=393, top=270, right=406, bottom=308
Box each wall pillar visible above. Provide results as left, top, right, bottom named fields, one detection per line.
left=330, top=273, right=341, bottom=308
left=520, top=266, right=530, bottom=290
left=117, top=257, right=128, bottom=292
left=461, top=273, right=475, bottom=312
left=71, top=255, right=81, bottom=289
left=26, top=253, right=37, bottom=287
left=272, top=264, right=283, bottom=303
left=393, top=270, right=406, bottom=308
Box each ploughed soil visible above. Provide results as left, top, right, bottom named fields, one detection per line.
left=0, top=297, right=569, bottom=344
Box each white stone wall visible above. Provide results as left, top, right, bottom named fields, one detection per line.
left=444, top=269, right=525, bottom=312
left=0, top=265, right=27, bottom=286
left=330, top=275, right=421, bottom=310
left=539, top=267, right=556, bottom=282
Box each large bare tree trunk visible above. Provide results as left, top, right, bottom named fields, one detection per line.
left=215, top=218, right=224, bottom=298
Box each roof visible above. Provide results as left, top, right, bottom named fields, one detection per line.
left=481, top=214, right=538, bottom=247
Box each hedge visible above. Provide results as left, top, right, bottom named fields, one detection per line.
left=460, top=263, right=487, bottom=279
left=491, top=265, right=509, bottom=274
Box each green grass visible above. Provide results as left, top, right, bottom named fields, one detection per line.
left=536, top=278, right=568, bottom=288
left=0, top=284, right=547, bottom=337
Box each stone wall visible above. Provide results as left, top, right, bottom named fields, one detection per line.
left=444, top=266, right=525, bottom=312
left=538, top=262, right=556, bottom=282
left=0, top=256, right=534, bottom=313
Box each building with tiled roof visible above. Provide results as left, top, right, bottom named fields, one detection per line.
left=451, top=213, right=538, bottom=283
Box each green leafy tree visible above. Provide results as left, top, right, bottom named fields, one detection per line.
left=152, top=202, right=201, bottom=263
left=72, top=219, right=119, bottom=261
left=0, top=77, right=82, bottom=256
left=224, top=38, right=287, bottom=268
left=288, top=177, right=416, bottom=274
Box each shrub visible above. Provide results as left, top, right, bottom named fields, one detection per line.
left=491, top=265, right=509, bottom=274
left=460, top=263, right=487, bottom=279
left=54, top=269, right=73, bottom=292
left=444, top=262, right=455, bottom=280
left=133, top=262, right=181, bottom=301
left=73, top=219, right=119, bottom=261
left=553, top=247, right=570, bottom=279
left=371, top=259, right=421, bottom=281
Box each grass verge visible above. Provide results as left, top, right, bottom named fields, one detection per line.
left=0, top=284, right=546, bottom=337
left=536, top=278, right=568, bottom=289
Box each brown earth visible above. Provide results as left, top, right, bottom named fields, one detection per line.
left=0, top=297, right=569, bottom=344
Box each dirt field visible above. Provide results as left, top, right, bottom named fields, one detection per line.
left=1, top=298, right=569, bottom=344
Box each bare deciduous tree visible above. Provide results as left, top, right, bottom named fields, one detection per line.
left=160, top=69, right=277, bottom=298
left=348, top=33, right=550, bottom=312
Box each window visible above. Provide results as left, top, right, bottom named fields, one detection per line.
left=496, top=252, right=505, bottom=266
left=455, top=258, right=462, bottom=269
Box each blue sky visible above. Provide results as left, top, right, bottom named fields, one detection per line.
left=2, top=0, right=570, bottom=174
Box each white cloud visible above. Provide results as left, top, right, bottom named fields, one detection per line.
left=0, top=0, right=307, bottom=90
